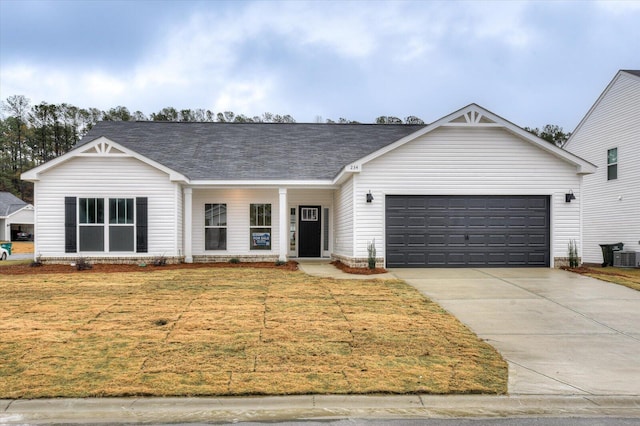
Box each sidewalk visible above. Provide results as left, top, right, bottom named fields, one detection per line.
left=2, top=395, right=640, bottom=424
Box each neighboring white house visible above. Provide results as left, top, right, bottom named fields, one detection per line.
left=0, top=192, right=34, bottom=241
left=22, top=104, right=595, bottom=268
left=564, top=70, right=640, bottom=266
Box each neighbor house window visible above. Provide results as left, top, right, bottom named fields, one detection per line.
left=250, top=203, right=271, bottom=250
left=205, top=203, right=227, bottom=250
left=109, top=198, right=134, bottom=251
left=607, top=148, right=618, bottom=180
left=79, top=197, right=105, bottom=251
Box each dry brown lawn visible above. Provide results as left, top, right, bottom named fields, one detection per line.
left=0, top=267, right=507, bottom=398
left=570, top=266, right=640, bottom=291
left=5, top=241, right=33, bottom=254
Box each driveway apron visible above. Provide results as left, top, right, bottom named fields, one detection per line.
left=391, top=268, right=640, bottom=396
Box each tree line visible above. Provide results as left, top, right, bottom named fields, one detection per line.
left=1, top=94, right=567, bottom=203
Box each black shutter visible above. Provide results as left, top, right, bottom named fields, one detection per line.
left=64, top=197, right=77, bottom=253
left=136, top=197, right=148, bottom=253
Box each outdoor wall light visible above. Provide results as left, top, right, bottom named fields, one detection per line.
left=366, top=191, right=374, bottom=203
left=565, top=190, right=576, bottom=203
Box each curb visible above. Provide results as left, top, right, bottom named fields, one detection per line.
left=2, top=395, right=640, bottom=424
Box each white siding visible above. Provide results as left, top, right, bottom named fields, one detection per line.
left=191, top=189, right=281, bottom=256
left=354, top=126, right=583, bottom=265
left=8, top=207, right=34, bottom=224
left=333, top=176, right=354, bottom=257
left=565, top=73, right=640, bottom=263
left=35, top=156, right=180, bottom=258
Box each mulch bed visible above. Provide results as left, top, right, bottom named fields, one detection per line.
left=0, top=261, right=299, bottom=275
left=331, top=260, right=388, bottom=275
left=562, top=266, right=628, bottom=277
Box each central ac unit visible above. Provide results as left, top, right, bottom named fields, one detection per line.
left=613, top=251, right=639, bottom=268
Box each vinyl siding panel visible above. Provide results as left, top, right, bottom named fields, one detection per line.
left=333, top=176, right=354, bottom=257
left=192, top=189, right=281, bottom=256
left=7, top=208, right=34, bottom=224
left=565, top=73, right=640, bottom=263
left=355, top=127, right=582, bottom=264
left=35, top=156, right=180, bottom=258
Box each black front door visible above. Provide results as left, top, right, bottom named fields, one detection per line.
left=298, top=206, right=321, bottom=257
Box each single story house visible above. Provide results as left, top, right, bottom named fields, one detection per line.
left=22, top=104, right=595, bottom=268
left=0, top=192, right=34, bottom=241
left=563, top=69, right=640, bottom=266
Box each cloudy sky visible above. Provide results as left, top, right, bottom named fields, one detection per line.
left=1, top=0, right=638, bottom=130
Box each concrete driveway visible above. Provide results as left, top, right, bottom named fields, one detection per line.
left=391, top=268, right=640, bottom=396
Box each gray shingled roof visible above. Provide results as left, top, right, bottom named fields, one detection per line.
left=622, top=69, right=640, bottom=78
left=78, top=122, right=426, bottom=180
left=0, top=192, right=28, bottom=217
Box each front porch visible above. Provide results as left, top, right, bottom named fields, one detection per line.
left=183, top=187, right=335, bottom=264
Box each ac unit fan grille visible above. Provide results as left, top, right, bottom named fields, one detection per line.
left=613, top=251, right=639, bottom=268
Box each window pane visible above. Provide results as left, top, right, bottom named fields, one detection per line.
left=608, top=164, right=618, bottom=180
left=109, top=199, right=117, bottom=223
left=80, top=198, right=104, bottom=224
left=263, top=204, right=271, bottom=226
left=109, top=198, right=134, bottom=224
left=289, top=208, right=296, bottom=251
left=109, top=226, right=134, bottom=251
left=205, top=204, right=226, bottom=227
left=96, top=198, right=104, bottom=223
left=79, top=226, right=104, bottom=251
left=250, top=204, right=258, bottom=226
left=323, top=208, right=329, bottom=251
left=250, top=227, right=271, bottom=250
left=125, top=198, right=134, bottom=223
left=80, top=198, right=88, bottom=223
left=607, top=148, right=617, bottom=165
left=205, top=228, right=227, bottom=250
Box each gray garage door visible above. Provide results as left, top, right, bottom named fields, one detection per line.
left=386, top=195, right=550, bottom=268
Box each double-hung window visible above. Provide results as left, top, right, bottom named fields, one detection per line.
left=79, top=198, right=105, bottom=251
left=109, top=198, right=134, bottom=251
left=250, top=203, right=271, bottom=250
left=77, top=197, right=135, bottom=252
left=205, top=203, right=227, bottom=250
left=607, top=148, right=618, bottom=180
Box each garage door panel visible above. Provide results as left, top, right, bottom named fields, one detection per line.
left=386, top=195, right=550, bottom=268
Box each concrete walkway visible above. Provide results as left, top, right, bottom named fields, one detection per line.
left=392, top=268, right=640, bottom=396
left=297, top=259, right=396, bottom=280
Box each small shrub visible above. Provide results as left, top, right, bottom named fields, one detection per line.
left=153, top=255, right=167, bottom=266
left=275, top=260, right=287, bottom=266
left=229, top=258, right=240, bottom=264
left=76, top=257, right=93, bottom=271
left=568, top=239, right=579, bottom=268
left=367, top=239, right=377, bottom=270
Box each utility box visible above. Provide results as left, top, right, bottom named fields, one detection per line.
left=613, top=251, right=639, bottom=268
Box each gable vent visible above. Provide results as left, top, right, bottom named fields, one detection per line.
left=613, top=251, right=639, bottom=268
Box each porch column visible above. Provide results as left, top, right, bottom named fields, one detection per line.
left=183, top=187, right=193, bottom=263
left=278, top=188, right=288, bottom=262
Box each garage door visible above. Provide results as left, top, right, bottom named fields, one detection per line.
left=386, top=195, right=550, bottom=268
